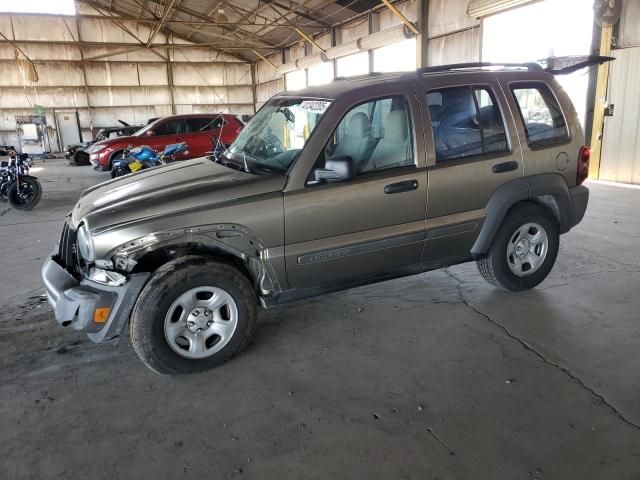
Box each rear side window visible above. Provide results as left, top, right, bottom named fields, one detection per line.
left=511, top=84, right=569, bottom=148
left=427, top=86, right=508, bottom=163
left=187, top=117, right=225, bottom=132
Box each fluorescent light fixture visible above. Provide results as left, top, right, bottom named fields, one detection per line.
left=0, top=0, right=76, bottom=15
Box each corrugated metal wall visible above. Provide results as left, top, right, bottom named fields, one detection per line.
left=598, top=1, right=640, bottom=184
left=599, top=47, right=640, bottom=184
left=0, top=5, right=254, bottom=151
left=253, top=0, right=480, bottom=109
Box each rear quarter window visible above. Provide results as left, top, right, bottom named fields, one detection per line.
left=511, top=83, right=570, bottom=149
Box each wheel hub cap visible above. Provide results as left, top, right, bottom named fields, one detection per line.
left=506, top=222, right=549, bottom=277
left=164, top=286, right=238, bottom=359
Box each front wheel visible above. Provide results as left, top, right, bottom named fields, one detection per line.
left=476, top=202, right=559, bottom=291
left=110, top=165, right=130, bottom=178
left=129, top=256, right=258, bottom=374
left=8, top=176, right=42, bottom=210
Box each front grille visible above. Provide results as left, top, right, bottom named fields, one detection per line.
left=58, top=222, right=77, bottom=270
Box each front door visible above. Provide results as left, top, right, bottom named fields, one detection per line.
left=284, top=93, right=428, bottom=289
left=416, top=74, right=524, bottom=267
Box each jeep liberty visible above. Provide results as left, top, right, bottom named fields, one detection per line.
left=43, top=62, right=590, bottom=374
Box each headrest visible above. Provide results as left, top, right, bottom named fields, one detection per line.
left=440, top=89, right=475, bottom=116
left=384, top=110, right=409, bottom=142
left=347, top=112, right=371, bottom=138
left=429, top=104, right=442, bottom=122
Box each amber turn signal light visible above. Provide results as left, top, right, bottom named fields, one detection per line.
left=94, top=307, right=111, bottom=323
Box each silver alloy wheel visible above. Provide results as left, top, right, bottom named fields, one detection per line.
left=506, top=222, right=549, bottom=277
left=164, top=286, right=238, bottom=359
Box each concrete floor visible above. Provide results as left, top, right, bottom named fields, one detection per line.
left=1, top=158, right=639, bottom=479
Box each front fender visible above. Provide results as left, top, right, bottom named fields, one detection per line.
left=106, top=223, right=282, bottom=295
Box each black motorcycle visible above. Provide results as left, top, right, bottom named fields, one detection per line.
left=0, top=146, right=42, bottom=210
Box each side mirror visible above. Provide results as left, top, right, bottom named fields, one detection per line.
left=314, top=156, right=354, bottom=183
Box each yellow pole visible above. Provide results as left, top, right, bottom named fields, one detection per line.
left=589, top=25, right=613, bottom=179
left=294, top=27, right=326, bottom=53
left=380, top=0, right=420, bottom=35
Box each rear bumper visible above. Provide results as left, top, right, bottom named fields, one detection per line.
left=568, top=185, right=589, bottom=229
left=42, top=257, right=149, bottom=343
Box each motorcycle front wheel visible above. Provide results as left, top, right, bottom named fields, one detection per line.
left=8, top=176, right=42, bottom=211
left=110, top=165, right=130, bottom=178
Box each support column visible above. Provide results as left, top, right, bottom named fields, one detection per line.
left=251, top=61, right=257, bottom=114
left=166, top=38, right=176, bottom=115
left=416, top=0, right=429, bottom=68
left=588, top=24, right=613, bottom=179
left=74, top=17, right=94, bottom=138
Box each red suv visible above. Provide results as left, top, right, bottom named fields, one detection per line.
left=89, top=114, right=244, bottom=170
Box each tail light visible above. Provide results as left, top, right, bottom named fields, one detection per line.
left=577, top=146, right=590, bottom=186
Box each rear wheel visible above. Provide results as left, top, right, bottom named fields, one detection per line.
left=477, top=202, right=559, bottom=291
left=8, top=177, right=42, bottom=210
left=129, top=256, right=257, bottom=374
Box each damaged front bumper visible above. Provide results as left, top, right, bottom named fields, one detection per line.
left=41, top=257, right=149, bottom=343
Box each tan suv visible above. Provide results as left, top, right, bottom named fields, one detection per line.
left=42, top=62, right=590, bottom=374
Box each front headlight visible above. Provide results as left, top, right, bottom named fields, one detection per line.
left=91, top=144, right=107, bottom=154
left=76, top=224, right=95, bottom=262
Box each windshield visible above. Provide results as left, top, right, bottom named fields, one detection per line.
left=226, top=97, right=330, bottom=174
left=133, top=122, right=158, bottom=137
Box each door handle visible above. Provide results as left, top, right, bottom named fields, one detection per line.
left=492, top=161, right=519, bottom=173
left=384, top=179, right=419, bottom=194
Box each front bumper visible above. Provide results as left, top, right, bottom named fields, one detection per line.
left=42, top=257, right=149, bottom=343
left=89, top=151, right=110, bottom=170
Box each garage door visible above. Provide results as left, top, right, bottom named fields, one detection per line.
left=467, top=0, right=536, bottom=17
left=599, top=47, right=640, bottom=184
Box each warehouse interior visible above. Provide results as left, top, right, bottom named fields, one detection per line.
left=1, top=0, right=639, bottom=478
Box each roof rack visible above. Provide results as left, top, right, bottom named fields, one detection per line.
left=416, top=62, right=543, bottom=74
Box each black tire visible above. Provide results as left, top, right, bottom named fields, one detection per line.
left=8, top=177, right=42, bottom=211
left=73, top=151, right=90, bottom=166
left=476, top=202, right=559, bottom=291
left=129, top=256, right=258, bottom=374
left=108, top=150, right=125, bottom=169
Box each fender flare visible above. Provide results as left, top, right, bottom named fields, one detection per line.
left=107, top=223, right=281, bottom=295
left=471, top=174, right=573, bottom=256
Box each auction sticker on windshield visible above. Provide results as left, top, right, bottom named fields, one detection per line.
left=299, top=100, right=331, bottom=114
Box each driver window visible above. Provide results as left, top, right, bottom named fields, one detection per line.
left=154, top=119, right=184, bottom=136
left=322, top=96, right=414, bottom=175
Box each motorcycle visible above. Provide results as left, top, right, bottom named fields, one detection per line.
left=110, top=142, right=189, bottom=178
left=0, top=146, right=41, bottom=210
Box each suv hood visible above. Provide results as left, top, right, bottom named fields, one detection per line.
left=72, top=158, right=286, bottom=231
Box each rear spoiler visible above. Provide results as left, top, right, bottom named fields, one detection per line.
left=543, top=55, right=615, bottom=75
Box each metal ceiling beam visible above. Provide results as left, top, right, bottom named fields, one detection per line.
left=146, top=0, right=177, bottom=47
left=93, top=0, right=253, bottom=62
left=0, top=39, right=278, bottom=50
left=83, top=0, right=169, bottom=61
left=137, top=0, right=279, bottom=48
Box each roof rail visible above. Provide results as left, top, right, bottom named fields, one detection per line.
left=416, top=62, right=543, bottom=74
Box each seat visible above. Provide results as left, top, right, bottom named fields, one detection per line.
left=362, top=110, right=411, bottom=172
left=435, top=89, right=482, bottom=160
left=331, top=112, right=372, bottom=170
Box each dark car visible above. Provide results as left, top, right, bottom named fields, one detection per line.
left=88, top=114, right=244, bottom=171
left=65, top=123, right=147, bottom=166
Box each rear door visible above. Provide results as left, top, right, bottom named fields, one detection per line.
left=283, top=85, right=429, bottom=289
left=417, top=73, right=524, bottom=267
left=184, top=117, right=225, bottom=158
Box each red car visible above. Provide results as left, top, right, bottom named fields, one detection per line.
left=89, top=114, right=244, bottom=171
